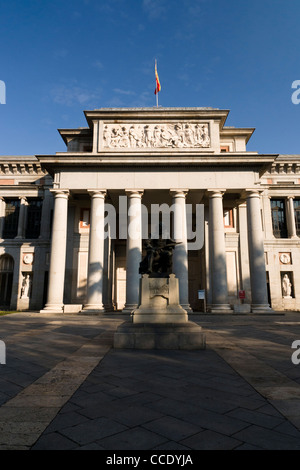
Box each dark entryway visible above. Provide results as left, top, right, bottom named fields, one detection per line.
left=0, top=254, right=14, bottom=308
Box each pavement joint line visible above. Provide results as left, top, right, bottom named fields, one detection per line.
left=0, top=332, right=113, bottom=450
left=205, top=329, right=300, bottom=431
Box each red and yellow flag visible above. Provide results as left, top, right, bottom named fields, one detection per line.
left=154, top=61, right=161, bottom=95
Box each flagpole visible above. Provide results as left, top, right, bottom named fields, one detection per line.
left=155, top=59, right=158, bottom=107
left=155, top=59, right=160, bottom=107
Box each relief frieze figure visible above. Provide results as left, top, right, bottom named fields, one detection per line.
left=102, top=122, right=210, bottom=149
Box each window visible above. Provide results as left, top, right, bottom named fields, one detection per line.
left=3, top=199, right=20, bottom=239
left=26, top=199, right=42, bottom=239
left=80, top=208, right=90, bottom=229
left=220, top=146, right=230, bottom=153
left=224, top=209, right=234, bottom=228
left=270, top=199, right=287, bottom=238
left=294, top=199, right=300, bottom=236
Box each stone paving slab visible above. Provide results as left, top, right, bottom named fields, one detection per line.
left=0, top=312, right=300, bottom=450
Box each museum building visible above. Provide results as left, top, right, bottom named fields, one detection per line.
left=0, top=107, right=299, bottom=314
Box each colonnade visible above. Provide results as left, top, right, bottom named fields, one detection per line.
left=41, top=188, right=272, bottom=314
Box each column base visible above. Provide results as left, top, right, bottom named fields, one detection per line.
left=80, top=304, right=106, bottom=315
left=209, top=304, right=233, bottom=314
left=233, top=304, right=251, bottom=314
left=180, top=304, right=193, bottom=314
left=122, top=304, right=139, bottom=314
left=251, top=304, right=274, bottom=314
left=103, top=303, right=115, bottom=312
left=40, top=304, right=64, bottom=314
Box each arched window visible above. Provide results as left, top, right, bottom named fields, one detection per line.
left=0, top=254, right=14, bottom=307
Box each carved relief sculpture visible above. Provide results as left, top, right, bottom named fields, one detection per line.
left=102, top=122, right=210, bottom=149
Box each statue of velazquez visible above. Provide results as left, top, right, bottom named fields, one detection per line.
left=139, top=236, right=180, bottom=277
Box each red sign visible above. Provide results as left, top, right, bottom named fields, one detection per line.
left=239, top=290, right=246, bottom=299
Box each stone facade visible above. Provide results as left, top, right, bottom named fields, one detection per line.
left=0, top=107, right=299, bottom=313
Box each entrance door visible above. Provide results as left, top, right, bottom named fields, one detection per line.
left=0, top=255, right=14, bottom=308
left=188, top=253, right=203, bottom=312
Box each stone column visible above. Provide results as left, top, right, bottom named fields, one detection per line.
left=170, top=189, right=192, bottom=312
left=208, top=190, right=232, bottom=313
left=287, top=196, right=298, bottom=239
left=246, top=190, right=272, bottom=313
left=123, top=190, right=144, bottom=314
left=15, top=196, right=28, bottom=239
left=0, top=197, right=5, bottom=239
left=41, top=190, right=69, bottom=313
left=82, top=190, right=106, bottom=314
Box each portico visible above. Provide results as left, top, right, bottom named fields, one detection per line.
left=37, top=106, right=275, bottom=315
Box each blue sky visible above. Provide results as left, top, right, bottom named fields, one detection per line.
left=0, top=0, right=299, bottom=155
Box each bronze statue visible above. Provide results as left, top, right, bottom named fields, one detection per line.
left=139, top=237, right=180, bottom=276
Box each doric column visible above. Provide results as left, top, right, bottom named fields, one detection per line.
left=246, top=190, right=272, bottom=313
left=41, top=190, right=69, bottom=313
left=123, top=190, right=144, bottom=313
left=0, top=197, right=5, bottom=239
left=15, top=196, right=28, bottom=239
left=170, top=189, right=191, bottom=312
left=287, top=196, right=298, bottom=239
left=208, top=190, right=232, bottom=313
left=82, top=190, right=106, bottom=314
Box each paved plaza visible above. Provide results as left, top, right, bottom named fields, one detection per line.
left=0, top=311, right=300, bottom=450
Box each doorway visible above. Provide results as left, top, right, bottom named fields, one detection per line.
left=0, top=254, right=14, bottom=308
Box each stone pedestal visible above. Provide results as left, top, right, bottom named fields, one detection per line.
left=114, top=274, right=206, bottom=350
left=133, top=274, right=188, bottom=323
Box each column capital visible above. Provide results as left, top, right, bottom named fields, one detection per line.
left=244, top=189, right=263, bottom=198
left=236, top=200, right=247, bottom=208
left=169, top=189, right=189, bottom=198
left=87, top=189, right=107, bottom=198
left=49, top=189, right=70, bottom=199
left=287, top=195, right=295, bottom=200
left=206, top=189, right=226, bottom=198
left=125, top=189, right=144, bottom=197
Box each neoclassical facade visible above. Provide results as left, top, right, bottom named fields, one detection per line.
left=0, top=107, right=299, bottom=313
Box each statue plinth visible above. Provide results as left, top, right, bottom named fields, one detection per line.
left=133, top=274, right=188, bottom=324
left=114, top=273, right=206, bottom=350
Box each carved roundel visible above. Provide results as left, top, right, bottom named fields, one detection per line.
left=279, top=253, right=291, bottom=265
left=23, top=253, right=34, bottom=265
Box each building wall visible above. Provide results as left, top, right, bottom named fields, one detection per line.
left=0, top=118, right=300, bottom=313
left=2, top=166, right=300, bottom=313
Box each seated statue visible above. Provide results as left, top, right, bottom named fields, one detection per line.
left=139, top=237, right=180, bottom=277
